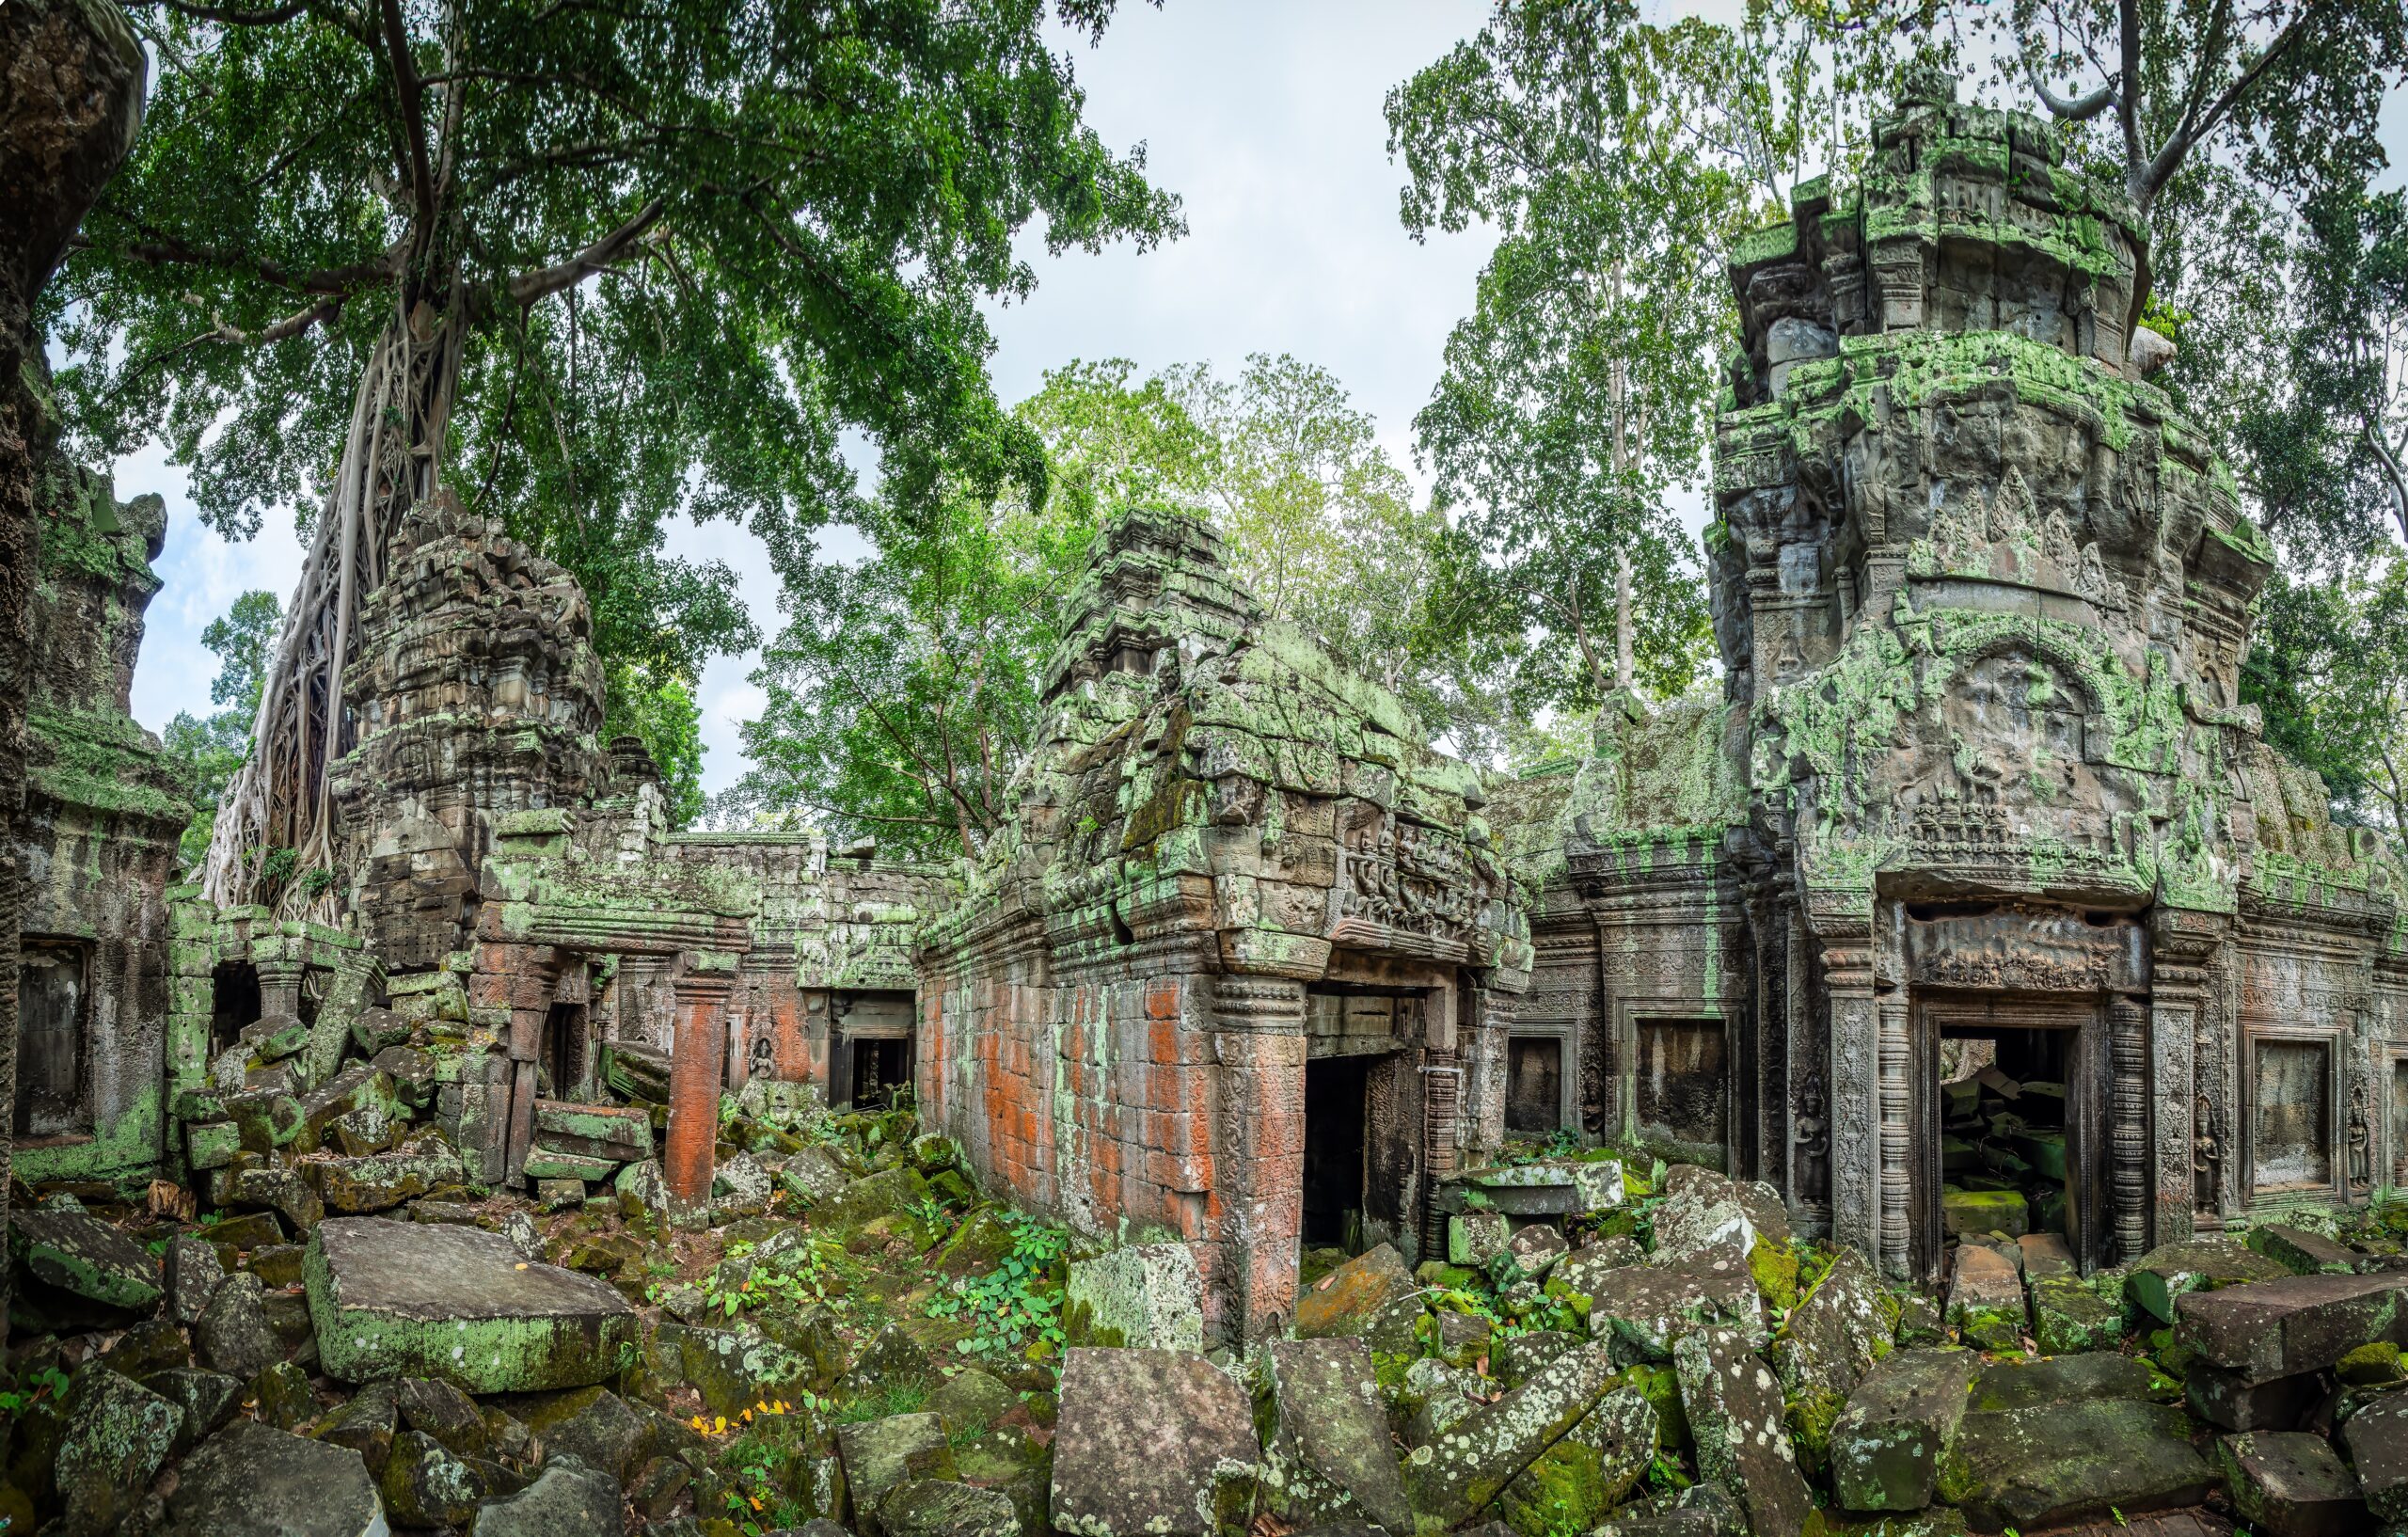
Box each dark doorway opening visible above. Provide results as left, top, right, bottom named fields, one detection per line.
left=17, top=941, right=88, bottom=1139
left=210, top=960, right=261, bottom=1059
left=543, top=1002, right=590, bottom=1099
left=1912, top=999, right=2102, bottom=1279
left=1506, top=1036, right=1563, bottom=1135
left=848, top=1037, right=912, bottom=1110
left=1303, top=1054, right=1371, bottom=1249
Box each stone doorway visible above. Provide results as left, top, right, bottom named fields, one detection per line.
left=209, top=958, right=261, bottom=1058
left=542, top=1001, right=591, bottom=1100
left=1505, top=1036, right=1564, bottom=1136
left=1911, top=994, right=2109, bottom=1280
left=1303, top=1052, right=1373, bottom=1249
left=831, top=990, right=916, bottom=1111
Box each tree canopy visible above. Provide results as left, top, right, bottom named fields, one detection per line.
left=49, top=0, right=1180, bottom=903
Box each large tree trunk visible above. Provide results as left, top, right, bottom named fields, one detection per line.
left=0, top=0, right=147, bottom=1346
left=201, top=277, right=466, bottom=911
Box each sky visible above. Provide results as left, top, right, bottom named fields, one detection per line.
left=117, top=0, right=2408, bottom=798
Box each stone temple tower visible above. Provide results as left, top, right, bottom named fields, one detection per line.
left=1497, top=70, right=2403, bottom=1288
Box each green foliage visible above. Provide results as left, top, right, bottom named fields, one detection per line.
left=2241, top=554, right=2408, bottom=859
left=163, top=589, right=283, bottom=870
left=925, top=1210, right=1069, bottom=1363
left=603, top=658, right=707, bottom=828
left=50, top=0, right=1182, bottom=764
left=1387, top=2, right=1906, bottom=716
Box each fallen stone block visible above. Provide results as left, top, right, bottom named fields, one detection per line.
left=2341, top=1386, right=2408, bottom=1526
left=468, top=1460, right=626, bottom=1535
left=1769, top=1247, right=1891, bottom=1400
left=143, top=1366, right=243, bottom=1456
left=880, top=1478, right=1020, bottom=1537
left=1937, top=1399, right=2213, bottom=1529
left=188, top=1120, right=243, bottom=1170
left=1674, top=1325, right=1814, bottom=1537
left=2017, top=1232, right=2074, bottom=1280
left=2178, top=1271, right=2408, bottom=1383
left=2029, top=1275, right=2122, bottom=1354
left=1293, top=1243, right=1418, bottom=1340
left=1260, top=1338, right=1413, bottom=1535
left=165, top=1418, right=386, bottom=1537
left=309, top=1135, right=467, bottom=1214
left=1491, top=1329, right=1580, bottom=1390
left=351, top=1006, right=414, bottom=1058
left=1051, top=1348, right=1258, bottom=1537
left=197, top=1271, right=282, bottom=1379
left=522, top=1147, right=617, bottom=1183
left=165, top=1234, right=224, bottom=1324
left=226, top=1087, right=307, bottom=1152
left=1830, top=1347, right=1981, bottom=1513
left=1449, top=1212, right=1512, bottom=1267
left=54, top=1362, right=183, bottom=1534
left=313, top=1380, right=400, bottom=1476
left=8, top=1207, right=163, bottom=1315
left=2216, top=1429, right=2367, bottom=1537
left=1944, top=1244, right=2024, bottom=1351
left=2187, top=1362, right=2329, bottom=1432
left=307, top=1215, right=639, bottom=1392
left=1571, top=1257, right=1763, bottom=1358
left=383, top=1427, right=513, bottom=1526
left=1504, top=1223, right=1568, bottom=1283
left=1966, top=1352, right=2176, bottom=1410
left=230, top=1165, right=327, bottom=1230
left=2126, top=1235, right=2290, bottom=1325
left=295, top=1067, right=401, bottom=1153
left=1492, top=1385, right=1654, bottom=1537
left=2250, top=1224, right=2359, bottom=1276
left=816, top=1165, right=929, bottom=1229
left=1401, top=1338, right=1615, bottom=1527
left=1469, top=1156, right=1625, bottom=1214
left=1065, top=1243, right=1204, bottom=1351
left=1940, top=1187, right=2026, bottom=1239
left=507, top=1386, right=646, bottom=1484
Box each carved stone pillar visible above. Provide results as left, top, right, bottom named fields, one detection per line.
left=1877, top=994, right=1909, bottom=1280
left=2150, top=907, right=2225, bottom=1243
left=663, top=951, right=737, bottom=1228
left=1818, top=904, right=1881, bottom=1264
left=1752, top=889, right=1791, bottom=1195
left=2111, top=994, right=2148, bottom=1262
left=254, top=954, right=304, bottom=1022
left=1212, top=974, right=1307, bottom=1343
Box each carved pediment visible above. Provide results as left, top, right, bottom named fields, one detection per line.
left=1909, top=467, right=2130, bottom=610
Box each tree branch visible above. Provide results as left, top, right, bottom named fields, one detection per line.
left=136, top=0, right=308, bottom=24
left=2027, top=61, right=2115, bottom=122
left=378, top=0, right=437, bottom=220
left=199, top=293, right=343, bottom=344
left=496, top=198, right=666, bottom=309
left=2139, top=3, right=2319, bottom=206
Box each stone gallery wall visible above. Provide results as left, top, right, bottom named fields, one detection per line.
left=14, top=451, right=189, bottom=1189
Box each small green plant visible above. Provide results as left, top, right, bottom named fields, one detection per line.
left=0, top=1365, right=71, bottom=1415
left=926, top=1211, right=1069, bottom=1362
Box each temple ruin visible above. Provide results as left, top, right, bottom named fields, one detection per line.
left=19, top=75, right=2408, bottom=1336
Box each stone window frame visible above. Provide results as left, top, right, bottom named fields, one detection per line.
left=2241, top=1021, right=2347, bottom=1208
left=2380, top=1040, right=2408, bottom=1196
left=1612, top=996, right=1735, bottom=1174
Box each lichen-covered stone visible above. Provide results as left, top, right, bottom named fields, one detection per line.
left=1064, top=1243, right=1205, bottom=1351
left=165, top=1419, right=385, bottom=1537
left=1673, top=1325, right=1814, bottom=1537
left=52, top=1362, right=182, bottom=1534
left=467, top=1460, right=626, bottom=1536
left=1493, top=1386, right=1655, bottom=1537
left=2342, top=1387, right=2408, bottom=1525
left=142, top=1367, right=242, bottom=1456
left=384, top=1428, right=511, bottom=1527
left=1939, top=1384, right=2211, bottom=1530
left=2177, top=1271, right=2408, bottom=1383
left=1569, top=1254, right=1763, bottom=1358
left=1293, top=1244, right=1418, bottom=1340
left=879, top=1478, right=1021, bottom=1537
left=2028, top=1275, right=2122, bottom=1354
left=1050, top=1348, right=1258, bottom=1537
left=1259, top=1338, right=1412, bottom=1536
left=197, top=1271, right=281, bottom=1380
left=306, top=1215, right=638, bottom=1392
left=1769, top=1247, right=1892, bottom=1400
left=2126, top=1237, right=2291, bottom=1325
left=309, top=1134, right=466, bottom=1214
left=8, top=1207, right=162, bottom=1314
left=1830, top=1347, right=1980, bottom=1513
left=1400, top=1338, right=1615, bottom=1527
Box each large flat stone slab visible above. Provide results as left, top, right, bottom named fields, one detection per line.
left=2177, top=1271, right=2408, bottom=1383
left=305, top=1216, right=639, bottom=1393
left=1830, top=1347, right=1981, bottom=1513
left=1564, top=1256, right=1762, bottom=1358
left=1401, top=1338, right=1616, bottom=1527
left=8, top=1207, right=163, bottom=1313
left=2126, top=1237, right=2289, bottom=1324
left=1051, top=1348, right=1258, bottom=1537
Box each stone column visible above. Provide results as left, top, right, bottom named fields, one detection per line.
left=2150, top=907, right=2224, bottom=1244
left=1211, top=974, right=1307, bottom=1344
left=2111, top=993, right=2149, bottom=1262
left=1817, top=903, right=1882, bottom=1266
left=1877, top=994, right=1910, bottom=1279
left=254, top=952, right=304, bottom=1022
left=662, top=951, right=738, bottom=1228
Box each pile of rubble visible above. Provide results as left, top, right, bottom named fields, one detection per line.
left=17, top=1098, right=2408, bottom=1536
